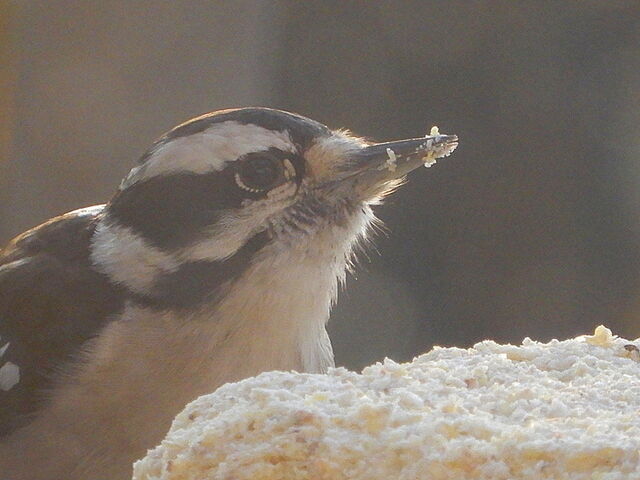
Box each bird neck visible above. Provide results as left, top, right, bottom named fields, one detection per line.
left=87, top=209, right=372, bottom=391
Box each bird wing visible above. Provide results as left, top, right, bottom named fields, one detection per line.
left=0, top=206, right=125, bottom=436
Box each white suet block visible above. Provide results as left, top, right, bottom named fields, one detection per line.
left=133, top=326, right=640, bottom=480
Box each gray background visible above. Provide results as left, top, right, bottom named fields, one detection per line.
left=2, top=1, right=639, bottom=370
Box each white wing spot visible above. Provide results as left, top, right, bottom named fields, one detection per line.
left=0, top=362, right=20, bottom=391
left=0, top=342, right=10, bottom=357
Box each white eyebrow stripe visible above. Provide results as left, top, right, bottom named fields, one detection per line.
left=121, top=121, right=295, bottom=189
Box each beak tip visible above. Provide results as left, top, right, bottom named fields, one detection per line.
left=344, top=130, right=460, bottom=182
left=421, top=133, right=459, bottom=159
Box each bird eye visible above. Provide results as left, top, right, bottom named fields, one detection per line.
left=235, top=153, right=284, bottom=193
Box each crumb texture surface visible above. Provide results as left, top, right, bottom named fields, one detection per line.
left=133, top=326, right=640, bottom=480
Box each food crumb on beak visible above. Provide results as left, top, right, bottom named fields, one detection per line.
left=383, top=148, right=397, bottom=172
left=423, top=126, right=442, bottom=168
left=423, top=154, right=438, bottom=168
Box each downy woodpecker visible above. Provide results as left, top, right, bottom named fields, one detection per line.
left=0, top=108, right=457, bottom=479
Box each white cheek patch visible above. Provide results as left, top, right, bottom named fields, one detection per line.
left=177, top=213, right=257, bottom=263
left=121, top=122, right=296, bottom=189
left=91, top=219, right=180, bottom=293
left=0, top=361, right=20, bottom=391
left=179, top=182, right=298, bottom=263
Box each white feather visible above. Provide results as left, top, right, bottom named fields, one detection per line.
left=91, top=219, right=180, bottom=293
left=178, top=182, right=299, bottom=262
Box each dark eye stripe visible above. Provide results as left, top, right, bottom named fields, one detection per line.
left=108, top=170, right=244, bottom=251
left=109, top=149, right=306, bottom=251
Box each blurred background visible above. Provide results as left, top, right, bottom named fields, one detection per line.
left=1, top=1, right=639, bottom=370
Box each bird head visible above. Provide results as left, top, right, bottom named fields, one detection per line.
left=91, top=108, right=457, bottom=310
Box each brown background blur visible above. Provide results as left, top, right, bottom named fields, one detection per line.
left=2, top=1, right=639, bottom=370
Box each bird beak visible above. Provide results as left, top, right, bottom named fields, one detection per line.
left=331, top=131, right=459, bottom=200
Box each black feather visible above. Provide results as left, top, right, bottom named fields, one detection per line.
left=0, top=208, right=125, bottom=436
